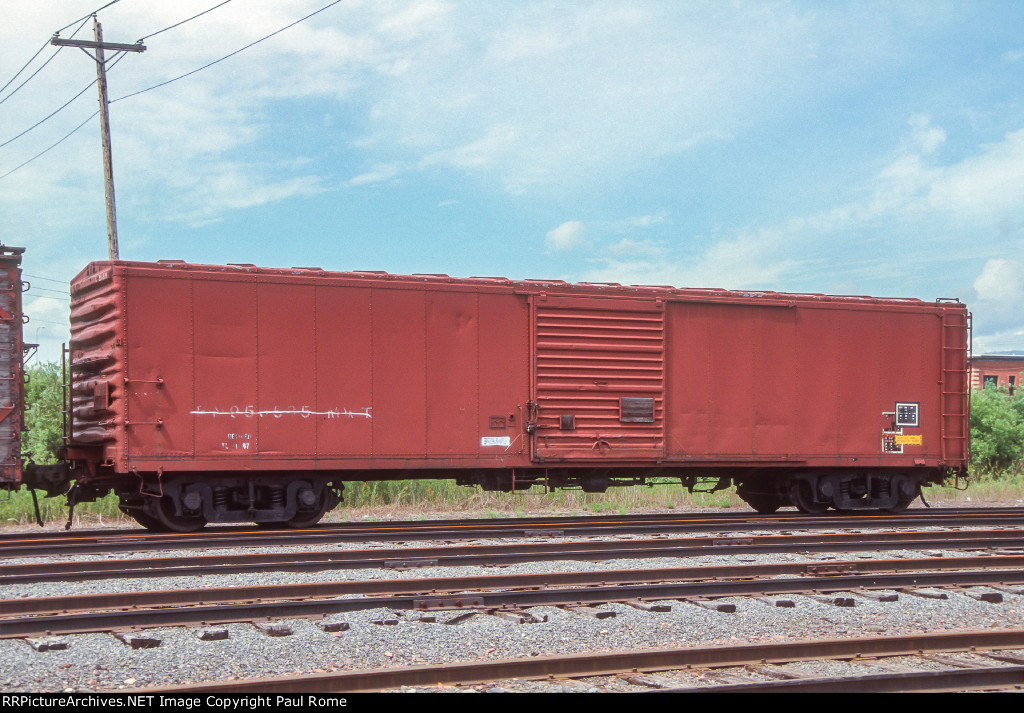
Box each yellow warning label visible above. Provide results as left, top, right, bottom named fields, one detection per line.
left=895, top=434, right=922, bottom=446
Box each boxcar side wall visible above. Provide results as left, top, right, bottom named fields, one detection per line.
left=72, top=266, right=533, bottom=477
left=68, top=262, right=969, bottom=490
left=664, top=300, right=959, bottom=470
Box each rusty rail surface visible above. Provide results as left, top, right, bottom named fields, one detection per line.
left=5, top=553, right=1024, bottom=618
left=2, top=507, right=1024, bottom=559
left=133, top=629, right=1024, bottom=693
left=670, top=666, right=1024, bottom=692
left=2, top=527, right=1022, bottom=584
left=3, top=555, right=1022, bottom=639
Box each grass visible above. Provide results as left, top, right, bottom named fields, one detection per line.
left=2, top=470, right=1022, bottom=530
left=0, top=488, right=124, bottom=529
left=927, top=469, right=1024, bottom=506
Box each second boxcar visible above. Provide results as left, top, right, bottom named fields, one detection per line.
left=0, top=247, right=25, bottom=491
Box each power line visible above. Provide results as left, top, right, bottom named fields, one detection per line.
left=138, top=0, right=235, bottom=42
left=27, top=284, right=69, bottom=294
left=0, top=5, right=127, bottom=143
left=24, top=274, right=70, bottom=285
left=0, top=49, right=129, bottom=151
left=0, top=76, right=100, bottom=150
left=25, top=318, right=69, bottom=327
left=51, top=22, right=146, bottom=261
left=0, top=0, right=345, bottom=180
left=0, top=111, right=98, bottom=181
left=55, top=0, right=124, bottom=35
left=0, top=16, right=91, bottom=108
left=0, top=40, right=51, bottom=100
left=0, top=51, right=128, bottom=180
left=0, top=1, right=234, bottom=137
left=113, top=0, right=345, bottom=104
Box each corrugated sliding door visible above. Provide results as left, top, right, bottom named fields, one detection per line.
left=531, top=295, right=665, bottom=461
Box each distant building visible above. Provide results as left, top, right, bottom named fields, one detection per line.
left=970, top=355, right=1024, bottom=394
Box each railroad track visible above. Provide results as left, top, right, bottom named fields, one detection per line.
left=137, top=629, right=1024, bottom=693
left=3, top=526, right=1023, bottom=584
left=4, top=553, right=1022, bottom=638
left=4, top=507, right=1024, bottom=692
left=3, top=506, right=1023, bottom=558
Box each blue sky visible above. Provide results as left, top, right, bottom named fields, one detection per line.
left=3, top=0, right=1023, bottom=364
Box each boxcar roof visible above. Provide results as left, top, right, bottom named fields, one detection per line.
left=70, top=259, right=964, bottom=310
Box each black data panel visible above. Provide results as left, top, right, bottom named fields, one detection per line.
left=895, top=402, right=919, bottom=428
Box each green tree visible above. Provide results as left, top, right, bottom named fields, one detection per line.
left=969, top=385, right=1024, bottom=473
left=22, top=361, right=63, bottom=465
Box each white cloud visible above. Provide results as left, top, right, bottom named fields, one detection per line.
left=348, top=163, right=403, bottom=186
left=602, top=212, right=671, bottom=232
left=546, top=221, right=585, bottom=251
left=351, top=2, right=823, bottom=193
left=0, top=1, right=357, bottom=233
left=135, top=157, right=326, bottom=226
left=975, top=258, right=1024, bottom=304
left=797, top=123, right=1024, bottom=258
left=607, top=238, right=664, bottom=257
left=629, top=213, right=670, bottom=228
left=974, top=327, right=1024, bottom=355
left=971, top=258, right=1024, bottom=338
left=24, top=296, right=70, bottom=364
left=586, top=228, right=806, bottom=291
left=25, top=296, right=67, bottom=326
left=422, top=124, right=520, bottom=171
left=2, top=1, right=965, bottom=236
left=909, top=114, right=946, bottom=155
left=585, top=119, right=1024, bottom=294
left=925, top=129, right=1024, bottom=217
left=854, top=123, right=1024, bottom=224
left=2, top=1, right=1022, bottom=322
left=970, top=323, right=1024, bottom=354
left=376, top=0, right=453, bottom=41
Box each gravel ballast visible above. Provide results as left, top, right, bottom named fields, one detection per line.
left=2, top=517, right=1023, bottom=692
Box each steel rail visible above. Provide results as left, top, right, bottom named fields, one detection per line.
left=0, top=510, right=795, bottom=543
left=3, top=508, right=1024, bottom=558
left=132, top=629, right=1024, bottom=693
left=5, top=553, right=1023, bottom=618
left=668, top=666, right=1024, bottom=693
left=0, top=506, right=1019, bottom=543
left=2, top=528, right=1023, bottom=585
left=3, top=556, right=1023, bottom=638
left=1, top=505, right=1015, bottom=542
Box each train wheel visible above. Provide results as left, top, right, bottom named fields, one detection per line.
left=884, top=478, right=921, bottom=513
left=740, top=494, right=783, bottom=514
left=283, top=507, right=328, bottom=528
left=120, top=506, right=166, bottom=532
left=152, top=497, right=207, bottom=533
left=283, top=487, right=337, bottom=528
left=791, top=481, right=828, bottom=514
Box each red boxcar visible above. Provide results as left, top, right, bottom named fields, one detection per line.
left=58, top=259, right=968, bottom=530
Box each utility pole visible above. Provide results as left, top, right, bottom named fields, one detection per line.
left=52, top=17, right=145, bottom=260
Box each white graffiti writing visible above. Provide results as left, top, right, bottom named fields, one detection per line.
left=192, top=406, right=372, bottom=419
